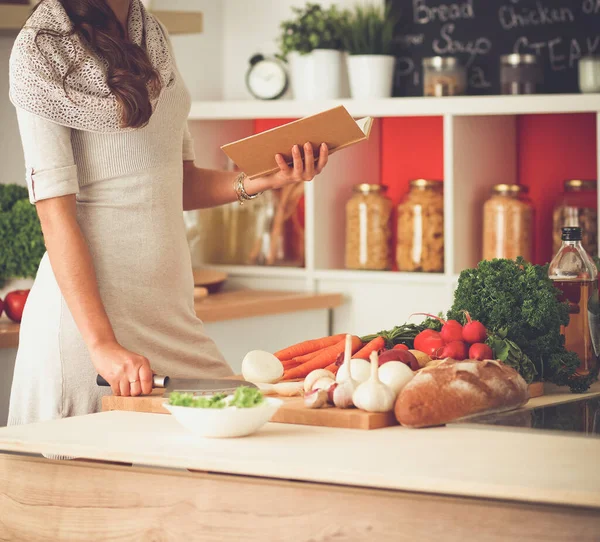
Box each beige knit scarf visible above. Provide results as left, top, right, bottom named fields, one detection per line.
left=9, top=0, right=174, bottom=132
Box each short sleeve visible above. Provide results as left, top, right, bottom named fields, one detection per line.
left=15, top=107, right=79, bottom=204
left=182, top=121, right=196, bottom=162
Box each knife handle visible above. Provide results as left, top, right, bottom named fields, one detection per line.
left=96, top=374, right=170, bottom=388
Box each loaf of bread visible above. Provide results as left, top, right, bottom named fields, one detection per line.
left=394, top=359, right=529, bottom=428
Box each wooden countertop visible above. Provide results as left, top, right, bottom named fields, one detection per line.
left=2, top=387, right=600, bottom=510
left=0, top=289, right=343, bottom=349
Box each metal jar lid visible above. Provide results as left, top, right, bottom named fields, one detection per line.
left=500, top=54, right=538, bottom=66
left=564, top=179, right=597, bottom=191
left=410, top=179, right=443, bottom=190
left=492, top=183, right=528, bottom=195
left=353, top=183, right=387, bottom=194
left=423, top=56, right=460, bottom=70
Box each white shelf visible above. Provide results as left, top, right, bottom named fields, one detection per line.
left=201, top=264, right=307, bottom=278
left=189, top=94, right=600, bottom=121
left=313, top=269, right=449, bottom=284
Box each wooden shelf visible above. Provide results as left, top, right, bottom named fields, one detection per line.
left=188, top=94, right=600, bottom=121
left=0, top=289, right=342, bottom=349
left=0, top=5, right=202, bottom=35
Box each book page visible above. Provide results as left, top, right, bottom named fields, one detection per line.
left=355, top=117, right=374, bottom=137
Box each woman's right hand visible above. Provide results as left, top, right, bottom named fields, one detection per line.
left=90, top=341, right=153, bottom=397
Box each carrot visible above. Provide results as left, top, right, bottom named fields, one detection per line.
left=353, top=336, right=385, bottom=360
left=290, top=348, right=327, bottom=365
left=324, top=362, right=339, bottom=375
left=282, top=336, right=363, bottom=380
left=282, top=359, right=303, bottom=370
left=274, top=334, right=346, bottom=361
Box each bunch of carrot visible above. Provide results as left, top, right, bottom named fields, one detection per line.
left=274, top=334, right=386, bottom=381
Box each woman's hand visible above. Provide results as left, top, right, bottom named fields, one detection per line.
left=244, top=142, right=329, bottom=194
left=90, top=341, right=153, bottom=397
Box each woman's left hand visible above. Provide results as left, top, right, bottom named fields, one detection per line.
left=245, top=142, right=329, bottom=194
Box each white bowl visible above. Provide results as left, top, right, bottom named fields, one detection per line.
left=163, top=397, right=283, bottom=438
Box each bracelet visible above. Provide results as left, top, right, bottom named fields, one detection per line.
left=233, top=172, right=262, bottom=205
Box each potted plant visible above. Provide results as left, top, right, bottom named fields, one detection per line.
left=340, top=4, right=398, bottom=99
left=0, top=184, right=45, bottom=300
left=278, top=3, right=349, bottom=100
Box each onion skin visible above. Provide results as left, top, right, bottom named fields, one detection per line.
left=378, top=349, right=420, bottom=371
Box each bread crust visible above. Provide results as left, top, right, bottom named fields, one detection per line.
left=394, top=359, right=529, bottom=428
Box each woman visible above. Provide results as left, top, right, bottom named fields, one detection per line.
left=7, top=0, right=328, bottom=426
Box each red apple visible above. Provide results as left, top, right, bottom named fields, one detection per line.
left=0, top=297, right=3, bottom=318
left=5, top=290, right=30, bottom=323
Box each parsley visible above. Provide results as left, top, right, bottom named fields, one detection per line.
left=448, top=258, right=595, bottom=393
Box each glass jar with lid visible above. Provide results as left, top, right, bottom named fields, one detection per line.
left=500, top=54, right=542, bottom=95
left=345, top=184, right=393, bottom=270
left=483, top=184, right=534, bottom=261
left=396, top=179, right=444, bottom=273
left=423, top=56, right=467, bottom=97
left=552, top=179, right=597, bottom=257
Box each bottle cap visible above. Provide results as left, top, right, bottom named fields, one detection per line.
left=561, top=227, right=582, bottom=241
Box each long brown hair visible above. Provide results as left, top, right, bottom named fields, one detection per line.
left=34, top=0, right=161, bottom=129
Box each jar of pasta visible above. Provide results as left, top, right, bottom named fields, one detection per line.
left=396, top=179, right=444, bottom=273
left=345, top=184, right=393, bottom=270
left=483, top=184, right=534, bottom=261
left=553, top=179, right=597, bottom=257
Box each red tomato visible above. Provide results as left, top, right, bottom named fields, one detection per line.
left=0, top=297, right=3, bottom=318
left=393, top=344, right=409, bottom=351
left=5, top=290, right=30, bottom=323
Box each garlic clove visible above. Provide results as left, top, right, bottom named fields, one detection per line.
left=312, top=376, right=335, bottom=392
left=304, top=388, right=328, bottom=409
left=333, top=380, right=355, bottom=409
left=272, top=381, right=304, bottom=397
left=303, top=369, right=335, bottom=394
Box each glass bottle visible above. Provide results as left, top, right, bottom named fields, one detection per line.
left=345, top=184, right=393, bottom=270
left=548, top=227, right=599, bottom=378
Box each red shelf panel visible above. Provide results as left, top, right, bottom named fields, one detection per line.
left=517, top=113, right=597, bottom=265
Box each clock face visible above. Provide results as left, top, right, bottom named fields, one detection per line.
left=247, top=59, right=288, bottom=100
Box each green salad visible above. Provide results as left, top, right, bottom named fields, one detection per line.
left=168, top=386, right=264, bottom=409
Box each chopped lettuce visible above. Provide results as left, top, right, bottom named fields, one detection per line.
left=168, top=387, right=264, bottom=409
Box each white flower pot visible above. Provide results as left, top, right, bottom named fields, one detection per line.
left=347, top=55, right=396, bottom=99
left=288, top=49, right=345, bottom=101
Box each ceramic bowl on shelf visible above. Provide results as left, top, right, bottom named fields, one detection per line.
left=163, top=397, right=283, bottom=438
left=192, top=269, right=228, bottom=294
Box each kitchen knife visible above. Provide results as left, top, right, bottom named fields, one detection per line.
left=96, top=374, right=255, bottom=397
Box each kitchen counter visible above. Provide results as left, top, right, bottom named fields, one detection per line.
left=1, top=386, right=600, bottom=540
left=0, top=289, right=343, bottom=349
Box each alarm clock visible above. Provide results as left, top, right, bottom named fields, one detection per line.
left=245, top=54, right=289, bottom=100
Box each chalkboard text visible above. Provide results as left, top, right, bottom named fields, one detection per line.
left=413, top=0, right=475, bottom=24
left=433, top=23, right=492, bottom=65
left=499, top=2, right=574, bottom=30
left=582, top=0, right=600, bottom=14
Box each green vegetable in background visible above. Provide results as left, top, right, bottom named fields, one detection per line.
left=168, top=387, right=264, bottom=409
left=486, top=329, right=537, bottom=384
left=278, top=3, right=349, bottom=59
left=447, top=257, right=593, bottom=392
left=361, top=320, right=441, bottom=349
left=338, top=4, right=399, bottom=55
left=0, top=184, right=45, bottom=287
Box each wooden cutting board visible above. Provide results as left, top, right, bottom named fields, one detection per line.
left=101, top=393, right=398, bottom=430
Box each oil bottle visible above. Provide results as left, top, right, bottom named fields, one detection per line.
left=549, top=227, right=599, bottom=377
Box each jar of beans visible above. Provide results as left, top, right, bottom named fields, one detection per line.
left=483, top=184, right=534, bottom=262
left=345, top=184, right=393, bottom=270
left=396, top=179, right=444, bottom=273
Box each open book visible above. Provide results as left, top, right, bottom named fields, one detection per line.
left=221, top=105, right=374, bottom=179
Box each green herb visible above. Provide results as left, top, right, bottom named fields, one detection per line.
left=338, top=4, right=399, bottom=55
left=361, top=321, right=439, bottom=349
left=278, top=3, right=349, bottom=59
left=168, top=387, right=264, bottom=409
left=487, top=329, right=537, bottom=384
left=447, top=257, right=593, bottom=392
left=0, top=185, right=46, bottom=287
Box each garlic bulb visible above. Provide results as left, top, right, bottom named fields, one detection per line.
left=333, top=334, right=358, bottom=409
left=352, top=351, right=396, bottom=413
left=378, top=362, right=414, bottom=398
left=336, top=358, right=370, bottom=384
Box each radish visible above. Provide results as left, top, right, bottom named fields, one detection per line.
left=469, top=343, right=494, bottom=361
left=413, top=330, right=445, bottom=358
left=412, top=313, right=463, bottom=343
left=438, top=340, right=468, bottom=361
left=462, top=311, right=488, bottom=344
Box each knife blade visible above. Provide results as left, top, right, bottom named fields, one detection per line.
left=96, top=374, right=255, bottom=396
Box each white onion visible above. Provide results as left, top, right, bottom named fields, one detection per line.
left=378, top=362, right=414, bottom=397
left=336, top=358, right=370, bottom=384
left=241, top=350, right=283, bottom=383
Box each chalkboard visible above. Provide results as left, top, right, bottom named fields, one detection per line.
left=387, top=0, right=600, bottom=96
